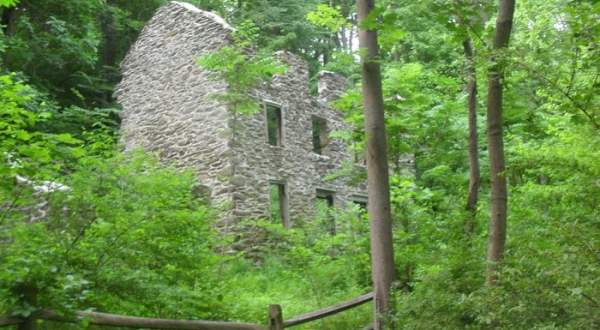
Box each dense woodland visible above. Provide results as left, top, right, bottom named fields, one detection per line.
left=0, top=0, right=599, bottom=329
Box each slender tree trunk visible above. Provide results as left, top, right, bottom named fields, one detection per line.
left=1, top=5, right=20, bottom=66
left=463, top=37, right=480, bottom=236
left=486, top=0, right=515, bottom=285
left=348, top=19, right=354, bottom=53
left=340, top=25, right=348, bottom=51
left=99, top=7, right=118, bottom=105
left=357, top=0, right=396, bottom=328
left=16, top=284, right=37, bottom=330
left=322, top=51, right=329, bottom=65
left=1, top=6, right=17, bottom=36
left=100, top=10, right=117, bottom=68
left=333, top=32, right=342, bottom=49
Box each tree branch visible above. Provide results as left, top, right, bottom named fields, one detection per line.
left=514, top=61, right=599, bottom=129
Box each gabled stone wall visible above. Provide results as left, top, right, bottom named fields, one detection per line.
left=117, top=1, right=367, bottom=229
left=115, top=2, right=235, bottom=213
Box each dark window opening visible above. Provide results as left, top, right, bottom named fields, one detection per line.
left=351, top=196, right=369, bottom=223
left=350, top=195, right=368, bottom=211
left=270, top=182, right=288, bottom=227
left=267, top=104, right=282, bottom=146
left=353, top=143, right=360, bottom=163
left=316, top=189, right=335, bottom=234
left=352, top=142, right=367, bottom=165
left=312, top=116, right=328, bottom=154
left=353, top=200, right=367, bottom=211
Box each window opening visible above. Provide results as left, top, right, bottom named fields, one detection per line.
left=350, top=195, right=368, bottom=215
left=312, top=116, right=328, bottom=154
left=267, top=104, right=282, bottom=146
left=352, top=141, right=367, bottom=165
left=270, top=182, right=289, bottom=227
left=353, top=200, right=367, bottom=211
left=316, top=189, right=335, bottom=234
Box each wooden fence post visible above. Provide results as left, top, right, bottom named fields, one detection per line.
left=268, top=305, right=283, bottom=330
left=17, top=284, right=37, bottom=330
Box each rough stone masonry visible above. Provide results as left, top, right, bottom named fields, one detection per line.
left=116, top=1, right=367, bottom=230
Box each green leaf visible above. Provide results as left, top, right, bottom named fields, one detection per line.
left=54, top=133, right=82, bottom=145
left=0, top=0, right=18, bottom=8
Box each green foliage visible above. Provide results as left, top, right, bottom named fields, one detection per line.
left=331, top=1, right=600, bottom=328
left=0, top=74, right=84, bottom=186
left=198, top=46, right=286, bottom=115
left=0, top=0, right=169, bottom=110
left=229, top=0, right=322, bottom=53
left=1, top=0, right=103, bottom=105
left=1, top=151, right=224, bottom=319
left=306, top=4, right=348, bottom=32
left=509, top=0, right=600, bottom=129
left=393, top=117, right=600, bottom=329
left=197, top=22, right=286, bottom=115
left=0, top=0, right=18, bottom=8
left=230, top=207, right=372, bottom=328
left=336, top=60, right=466, bottom=184
left=322, top=51, right=360, bottom=79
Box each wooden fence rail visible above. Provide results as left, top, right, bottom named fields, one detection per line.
left=0, top=318, right=22, bottom=327
left=0, top=291, right=373, bottom=330
left=0, top=311, right=265, bottom=330
left=281, top=292, right=374, bottom=328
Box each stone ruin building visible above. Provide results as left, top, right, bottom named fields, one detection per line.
left=115, top=1, right=367, bottom=230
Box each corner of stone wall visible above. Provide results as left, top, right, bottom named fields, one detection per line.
left=115, top=0, right=239, bottom=231
left=317, top=70, right=348, bottom=105
left=272, top=50, right=310, bottom=96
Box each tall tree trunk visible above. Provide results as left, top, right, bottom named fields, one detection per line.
left=348, top=17, right=355, bottom=53
left=16, top=284, right=37, bottom=330
left=340, top=25, right=348, bottom=51
left=486, top=0, right=515, bottom=285
left=463, top=37, right=480, bottom=236
left=100, top=9, right=117, bottom=69
left=99, top=7, right=118, bottom=105
left=1, top=5, right=20, bottom=66
left=1, top=6, right=17, bottom=36
left=357, top=0, right=396, bottom=328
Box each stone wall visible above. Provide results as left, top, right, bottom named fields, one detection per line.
left=229, top=52, right=367, bottom=225
left=117, top=1, right=367, bottom=229
left=317, top=71, right=349, bottom=105
left=115, top=1, right=236, bottom=221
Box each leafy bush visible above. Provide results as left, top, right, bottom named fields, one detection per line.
left=224, top=207, right=373, bottom=328
left=1, top=151, right=225, bottom=320
left=392, top=117, right=600, bottom=329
